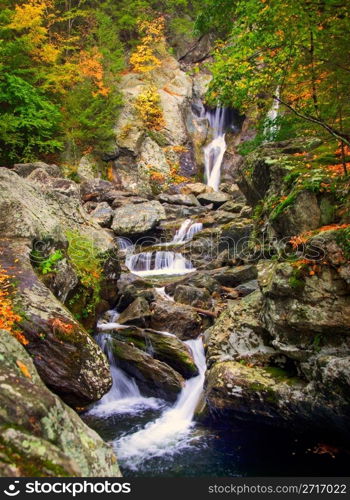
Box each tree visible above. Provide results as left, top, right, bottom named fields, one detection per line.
left=199, top=0, right=350, bottom=152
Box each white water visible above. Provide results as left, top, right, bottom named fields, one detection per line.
left=89, top=332, right=162, bottom=417
left=203, top=107, right=230, bottom=191
left=117, top=237, right=134, bottom=252
left=173, top=219, right=203, bottom=243
left=115, top=337, right=206, bottom=468
left=126, top=250, right=195, bottom=277
left=155, top=286, right=175, bottom=302
left=264, top=86, right=280, bottom=141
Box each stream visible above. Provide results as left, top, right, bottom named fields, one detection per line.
left=82, top=109, right=349, bottom=477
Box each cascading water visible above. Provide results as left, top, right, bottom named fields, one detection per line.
left=126, top=250, right=194, bottom=277
left=172, top=219, right=203, bottom=243
left=203, top=107, right=233, bottom=191
left=115, top=337, right=206, bottom=468
left=89, top=329, right=162, bottom=417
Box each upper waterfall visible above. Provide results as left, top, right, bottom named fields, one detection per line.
left=201, top=106, right=239, bottom=191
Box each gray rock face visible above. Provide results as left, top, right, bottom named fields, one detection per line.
left=0, top=168, right=118, bottom=406
left=209, top=265, right=258, bottom=288
left=13, top=162, right=61, bottom=178
left=0, top=330, right=121, bottom=477
left=90, top=202, right=114, bottom=228
left=272, top=191, right=321, bottom=237
left=200, top=246, right=350, bottom=438
left=173, top=285, right=212, bottom=308
left=117, top=297, right=152, bottom=327
left=112, top=200, right=166, bottom=237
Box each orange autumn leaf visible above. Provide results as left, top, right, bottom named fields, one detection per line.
left=16, top=360, right=32, bottom=379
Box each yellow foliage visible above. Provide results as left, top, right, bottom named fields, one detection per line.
left=134, top=86, right=165, bottom=131
left=79, top=48, right=110, bottom=96
left=130, top=17, right=165, bottom=73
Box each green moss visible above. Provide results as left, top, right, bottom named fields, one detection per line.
left=270, top=192, right=298, bottom=220
left=65, top=231, right=106, bottom=322
left=146, top=130, right=168, bottom=147
left=336, top=227, right=350, bottom=259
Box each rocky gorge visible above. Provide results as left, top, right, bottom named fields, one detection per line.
left=0, top=30, right=350, bottom=477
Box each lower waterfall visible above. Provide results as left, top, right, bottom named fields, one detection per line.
left=115, top=338, right=206, bottom=468
left=125, top=250, right=194, bottom=277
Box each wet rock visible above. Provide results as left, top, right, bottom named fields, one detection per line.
left=197, top=191, right=231, bottom=209
left=0, top=330, right=120, bottom=477
left=118, top=297, right=152, bottom=327
left=90, top=202, right=114, bottom=228
left=115, top=327, right=199, bottom=379
left=205, top=290, right=274, bottom=367
left=158, top=193, right=200, bottom=207
left=111, top=201, right=166, bottom=237
left=202, top=361, right=309, bottom=427
left=220, top=201, right=245, bottom=213
left=150, top=299, right=202, bottom=340
left=162, top=203, right=209, bottom=220
left=110, top=339, right=185, bottom=401
left=235, top=279, right=259, bottom=297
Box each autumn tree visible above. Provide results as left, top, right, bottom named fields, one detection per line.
left=198, top=0, right=350, bottom=153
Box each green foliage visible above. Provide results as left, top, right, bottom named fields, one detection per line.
left=39, top=250, right=64, bottom=275
left=0, top=74, right=62, bottom=163
left=199, top=0, right=350, bottom=147
left=62, top=80, right=122, bottom=162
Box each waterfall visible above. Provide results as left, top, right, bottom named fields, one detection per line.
left=117, top=237, right=133, bottom=252
left=203, top=107, right=232, bottom=192
left=88, top=331, right=161, bottom=417
left=115, top=337, right=206, bottom=468
left=264, top=86, right=280, bottom=141
left=173, top=219, right=203, bottom=243
left=125, top=251, right=194, bottom=277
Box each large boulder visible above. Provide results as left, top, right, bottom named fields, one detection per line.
left=111, top=201, right=166, bottom=237
left=0, top=168, right=118, bottom=406
left=117, top=297, right=152, bottom=327
left=149, top=299, right=202, bottom=340
left=114, top=327, right=199, bottom=379
left=110, top=339, right=185, bottom=401
left=0, top=330, right=120, bottom=477
left=0, top=241, right=112, bottom=407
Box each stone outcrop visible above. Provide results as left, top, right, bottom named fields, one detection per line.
left=0, top=330, right=120, bottom=477
left=0, top=168, right=119, bottom=406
